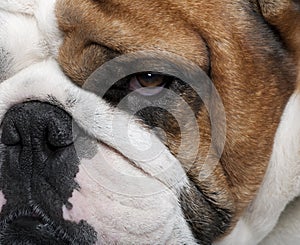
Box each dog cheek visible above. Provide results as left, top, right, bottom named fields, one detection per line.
left=61, top=144, right=193, bottom=243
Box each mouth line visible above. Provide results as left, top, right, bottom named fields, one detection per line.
left=0, top=207, right=50, bottom=226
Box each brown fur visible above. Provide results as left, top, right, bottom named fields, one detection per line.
left=257, top=0, right=300, bottom=90
left=258, top=0, right=300, bottom=62
left=56, top=0, right=298, bottom=241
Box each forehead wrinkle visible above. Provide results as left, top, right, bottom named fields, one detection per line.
left=56, top=0, right=209, bottom=71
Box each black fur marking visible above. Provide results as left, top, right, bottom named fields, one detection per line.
left=180, top=184, right=232, bottom=245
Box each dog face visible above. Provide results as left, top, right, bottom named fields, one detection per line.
left=0, top=0, right=299, bottom=244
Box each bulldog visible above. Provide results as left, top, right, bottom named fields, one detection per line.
left=0, top=0, right=299, bottom=244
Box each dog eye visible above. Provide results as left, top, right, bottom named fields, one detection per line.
left=136, top=73, right=165, bottom=87
left=129, top=73, right=169, bottom=96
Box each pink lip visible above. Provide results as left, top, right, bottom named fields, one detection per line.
left=0, top=191, right=6, bottom=213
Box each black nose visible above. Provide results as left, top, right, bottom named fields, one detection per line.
left=0, top=102, right=98, bottom=244
left=0, top=101, right=78, bottom=206
left=1, top=101, right=76, bottom=183
left=1, top=101, right=73, bottom=150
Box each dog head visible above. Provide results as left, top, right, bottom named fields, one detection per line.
left=0, top=0, right=298, bottom=244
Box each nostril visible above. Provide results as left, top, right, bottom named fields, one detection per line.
left=47, top=116, right=73, bottom=149
left=1, top=118, right=20, bottom=146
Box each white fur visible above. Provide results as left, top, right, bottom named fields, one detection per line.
left=0, top=0, right=36, bottom=15
left=0, top=0, right=62, bottom=81
left=63, top=145, right=196, bottom=244
left=215, top=93, right=300, bottom=245
left=261, top=197, right=300, bottom=245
